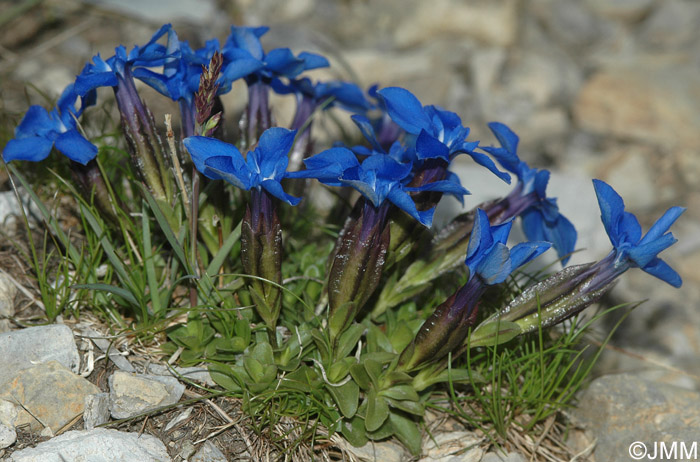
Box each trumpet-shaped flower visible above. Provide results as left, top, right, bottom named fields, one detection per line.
left=289, top=146, right=463, bottom=227
left=481, top=122, right=577, bottom=264
left=221, top=26, right=328, bottom=84
left=465, top=209, right=552, bottom=285
left=2, top=85, right=97, bottom=165
left=593, top=179, right=684, bottom=287
left=183, top=127, right=301, bottom=206
left=376, top=87, right=510, bottom=182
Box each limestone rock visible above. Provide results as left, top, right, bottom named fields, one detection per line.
left=109, top=371, right=185, bottom=419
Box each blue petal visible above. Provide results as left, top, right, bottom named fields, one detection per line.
left=298, top=51, right=330, bottom=70
left=467, top=151, right=511, bottom=183
left=183, top=136, right=245, bottom=177
left=54, top=130, right=98, bottom=165
left=487, top=122, right=519, bottom=156
left=376, top=87, right=432, bottom=135
left=521, top=206, right=577, bottom=264
left=2, top=137, right=54, bottom=163
left=641, top=258, right=682, bottom=288
left=639, top=206, right=685, bottom=245
left=628, top=233, right=677, bottom=268
left=222, top=58, right=265, bottom=83
left=415, top=130, right=450, bottom=161
left=203, top=156, right=251, bottom=189
left=476, top=243, right=512, bottom=285
left=261, top=180, right=301, bottom=206
left=351, top=115, right=384, bottom=152
left=74, top=72, right=119, bottom=96
left=14, top=106, right=55, bottom=138
left=509, top=241, right=551, bottom=271
left=593, top=179, right=627, bottom=245
left=387, top=188, right=434, bottom=227
left=265, top=48, right=304, bottom=77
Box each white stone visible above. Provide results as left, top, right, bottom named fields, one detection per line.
left=419, top=430, right=483, bottom=462
left=0, top=423, right=17, bottom=449
left=191, top=440, right=227, bottom=462
left=109, top=371, right=185, bottom=419
left=5, top=428, right=171, bottom=462
left=84, top=393, right=110, bottom=431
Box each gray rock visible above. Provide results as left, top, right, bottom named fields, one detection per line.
left=419, top=431, right=483, bottom=462
left=0, top=274, right=17, bottom=333
left=5, top=428, right=171, bottom=462
left=0, top=361, right=100, bottom=432
left=0, top=324, right=80, bottom=389
left=639, top=0, right=700, bottom=50
left=83, top=393, right=111, bottom=431
left=84, top=0, right=216, bottom=25
left=0, top=423, right=16, bottom=450
left=146, top=364, right=216, bottom=387
left=79, top=326, right=135, bottom=373
left=191, top=440, right=227, bottom=462
left=574, top=374, right=700, bottom=461
left=481, top=451, right=526, bottom=462
left=338, top=439, right=407, bottom=462
left=573, top=61, right=700, bottom=149
left=109, top=371, right=185, bottom=419
left=585, top=0, right=655, bottom=22
left=532, top=0, right=603, bottom=49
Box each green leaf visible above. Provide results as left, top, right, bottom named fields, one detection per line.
left=208, top=363, right=243, bottom=392
left=326, top=380, right=359, bottom=418
left=334, top=323, right=365, bottom=360
left=206, top=220, right=241, bottom=278
left=350, top=363, right=371, bottom=390
left=364, top=359, right=383, bottom=386
left=139, top=184, right=189, bottom=269
left=365, top=389, right=390, bottom=432
left=469, top=320, right=522, bottom=347
left=72, top=283, right=139, bottom=307
left=141, top=202, right=162, bottom=316
left=366, top=323, right=394, bottom=353
left=341, top=415, right=368, bottom=447
left=380, top=385, right=419, bottom=402
left=385, top=397, right=425, bottom=416
left=389, top=412, right=422, bottom=456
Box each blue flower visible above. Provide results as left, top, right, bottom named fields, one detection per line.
left=481, top=122, right=577, bottom=264
left=465, top=209, right=551, bottom=285
left=289, top=147, right=448, bottom=226
left=593, top=179, right=684, bottom=287
left=221, top=26, right=328, bottom=84
left=2, top=85, right=97, bottom=165
left=74, top=24, right=172, bottom=96
left=271, top=78, right=370, bottom=114
left=183, top=127, right=301, bottom=206
left=375, top=87, right=510, bottom=182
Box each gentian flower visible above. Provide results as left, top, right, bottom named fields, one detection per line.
left=476, top=180, right=684, bottom=340
left=398, top=209, right=551, bottom=371
left=2, top=84, right=97, bottom=165
left=221, top=25, right=329, bottom=144
left=592, top=179, right=684, bottom=287
left=73, top=24, right=174, bottom=202
left=479, top=122, right=577, bottom=263
left=183, top=127, right=300, bottom=206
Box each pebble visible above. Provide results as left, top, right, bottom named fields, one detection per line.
left=0, top=275, right=17, bottom=334
left=0, top=325, right=80, bottom=389
left=419, top=431, right=483, bottom=462
left=0, top=360, right=99, bottom=432
left=573, top=374, right=700, bottom=461
left=83, top=393, right=111, bottom=431
left=191, top=440, right=227, bottom=462
left=108, top=371, right=185, bottom=419
left=4, top=428, right=171, bottom=462
left=338, top=439, right=407, bottom=462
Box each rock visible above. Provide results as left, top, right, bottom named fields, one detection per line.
left=83, top=393, right=111, bottom=431
left=531, top=0, right=603, bottom=49
left=394, top=0, right=518, bottom=48
left=0, top=324, right=80, bottom=389
left=0, top=400, right=18, bottom=427
left=5, top=428, right=171, bottom=462
left=585, top=0, right=655, bottom=22
left=0, top=423, right=16, bottom=450
left=0, top=361, right=99, bottom=432
left=191, top=440, right=227, bottom=462
left=595, top=143, right=658, bottom=210
left=84, top=0, right=217, bottom=25
left=146, top=364, right=216, bottom=387
left=419, top=431, right=483, bottom=462
left=79, top=326, right=135, bottom=373
left=0, top=274, right=17, bottom=333
left=573, top=374, right=700, bottom=461
left=573, top=62, right=700, bottom=149
left=639, top=0, right=700, bottom=50
left=481, top=451, right=527, bottom=462
left=109, top=371, right=185, bottom=419
left=338, top=439, right=407, bottom=462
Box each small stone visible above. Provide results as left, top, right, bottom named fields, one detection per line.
left=191, top=440, right=227, bottom=462
left=394, top=0, right=518, bottom=48
left=146, top=364, right=216, bottom=387
left=5, top=428, right=171, bottom=462
left=585, top=0, right=655, bottom=22
left=0, top=324, right=80, bottom=389
left=0, top=274, right=17, bottom=333
left=338, top=439, right=407, bottom=462
left=0, top=361, right=99, bottom=432
left=419, top=431, right=483, bottom=462
left=573, top=374, right=700, bottom=461
left=109, top=371, right=185, bottom=419
left=0, top=400, right=18, bottom=427
left=178, top=440, right=196, bottom=460
left=639, top=0, right=700, bottom=50
left=0, top=423, right=17, bottom=449
left=83, top=393, right=110, bottom=431
left=481, top=451, right=527, bottom=462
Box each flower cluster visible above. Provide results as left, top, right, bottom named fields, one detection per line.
left=2, top=22, right=684, bottom=455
